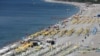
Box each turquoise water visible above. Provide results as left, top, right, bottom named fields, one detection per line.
left=0, top=0, right=79, bottom=48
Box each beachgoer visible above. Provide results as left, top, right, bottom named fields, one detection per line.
left=99, top=24, right=100, bottom=27
left=82, top=40, right=84, bottom=42
left=87, top=34, right=89, bottom=36
left=85, top=36, right=87, bottom=39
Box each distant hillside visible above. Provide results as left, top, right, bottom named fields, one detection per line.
left=55, top=0, right=100, bottom=3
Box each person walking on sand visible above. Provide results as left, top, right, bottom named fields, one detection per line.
left=82, top=40, right=84, bottom=42
left=99, top=24, right=100, bottom=27
left=85, top=36, right=87, bottom=39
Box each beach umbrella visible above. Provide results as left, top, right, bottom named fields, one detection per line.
left=89, top=19, right=92, bottom=23
left=33, top=33, right=38, bottom=37
left=92, top=19, right=95, bottom=23
left=77, top=19, right=82, bottom=24
left=60, top=45, right=79, bottom=56
left=49, top=31, right=54, bottom=36
left=15, top=42, right=32, bottom=53
left=59, top=31, right=64, bottom=37
left=34, top=46, right=42, bottom=51
left=51, top=30, right=57, bottom=35
left=20, top=42, right=32, bottom=51
left=90, top=19, right=95, bottom=23
left=76, top=28, right=83, bottom=36
left=43, top=31, right=50, bottom=36
left=99, top=19, right=100, bottom=22
left=73, top=15, right=79, bottom=19
left=71, top=19, right=78, bottom=24
left=66, top=28, right=74, bottom=36
left=89, top=19, right=93, bottom=23
left=97, top=19, right=100, bottom=23
left=59, top=29, right=67, bottom=37
left=15, top=46, right=23, bottom=53
left=81, top=20, right=86, bottom=24
left=87, top=19, right=91, bottom=24
left=91, top=27, right=97, bottom=35
left=40, top=30, right=46, bottom=34
left=94, top=19, right=97, bottom=23
left=96, top=18, right=99, bottom=23
left=66, top=31, right=72, bottom=36
left=30, top=32, right=40, bottom=38
left=90, top=19, right=93, bottom=23
left=82, top=28, right=89, bottom=35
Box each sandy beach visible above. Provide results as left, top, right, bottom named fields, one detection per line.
left=44, top=0, right=100, bottom=56
left=0, top=0, right=100, bottom=56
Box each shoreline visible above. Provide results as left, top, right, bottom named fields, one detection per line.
left=44, top=0, right=80, bottom=24
left=0, top=0, right=82, bottom=54
left=44, top=0, right=85, bottom=20
left=44, top=0, right=84, bottom=12
left=1, top=0, right=100, bottom=56
left=0, top=0, right=81, bottom=49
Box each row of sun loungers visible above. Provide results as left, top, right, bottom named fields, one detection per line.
left=71, top=18, right=100, bottom=24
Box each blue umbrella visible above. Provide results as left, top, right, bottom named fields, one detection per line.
left=91, top=27, right=97, bottom=35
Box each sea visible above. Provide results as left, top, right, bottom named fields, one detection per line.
left=0, top=0, right=79, bottom=48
